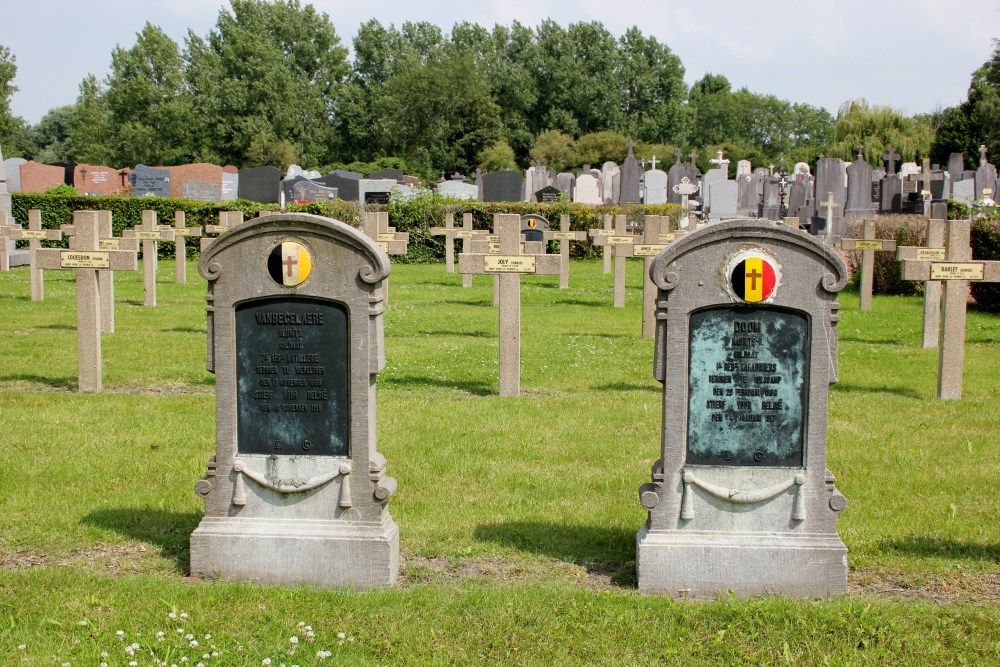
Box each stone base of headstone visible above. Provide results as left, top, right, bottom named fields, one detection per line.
left=190, top=516, right=399, bottom=588
left=636, top=527, right=847, bottom=598
left=8, top=248, right=30, bottom=267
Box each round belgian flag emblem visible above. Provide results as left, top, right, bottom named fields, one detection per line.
left=526, top=218, right=538, bottom=229
left=730, top=256, right=776, bottom=302
left=267, top=241, right=312, bottom=287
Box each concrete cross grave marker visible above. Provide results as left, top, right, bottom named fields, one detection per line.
left=0, top=209, right=63, bottom=299
left=590, top=215, right=638, bottom=308
left=466, top=215, right=546, bottom=307
left=673, top=176, right=700, bottom=228
left=840, top=219, right=898, bottom=310
left=123, top=210, right=175, bottom=307
left=59, top=211, right=139, bottom=334
left=640, top=219, right=850, bottom=597
left=430, top=209, right=458, bottom=272
left=361, top=211, right=408, bottom=307
left=458, top=213, right=560, bottom=396
left=882, top=147, right=900, bottom=176
left=586, top=214, right=614, bottom=274
left=819, top=192, right=837, bottom=238
left=638, top=215, right=674, bottom=338
left=170, top=211, right=202, bottom=284
left=35, top=211, right=138, bottom=392
left=0, top=211, right=18, bottom=271
left=900, top=219, right=1000, bottom=399
left=190, top=212, right=398, bottom=588
left=896, top=215, right=946, bottom=348
left=452, top=213, right=488, bottom=288
left=542, top=214, right=586, bottom=289
left=201, top=211, right=244, bottom=251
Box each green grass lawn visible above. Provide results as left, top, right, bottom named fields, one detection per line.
left=1, top=257, right=998, bottom=665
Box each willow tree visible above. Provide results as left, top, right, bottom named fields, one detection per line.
left=827, top=99, right=934, bottom=165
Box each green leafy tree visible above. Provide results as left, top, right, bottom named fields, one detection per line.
left=0, top=44, right=27, bottom=155
left=931, top=39, right=1000, bottom=168
left=477, top=140, right=517, bottom=171
left=186, top=0, right=349, bottom=167
left=828, top=99, right=933, bottom=164
left=687, top=73, right=741, bottom=148
left=529, top=129, right=575, bottom=173
left=572, top=131, right=628, bottom=167
left=104, top=23, right=193, bottom=166
left=67, top=74, right=113, bottom=165
left=617, top=27, right=689, bottom=145
left=24, top=105, right=77, bottom=163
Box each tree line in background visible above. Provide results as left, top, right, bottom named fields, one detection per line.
left=0, top=1, right=996, bottom=180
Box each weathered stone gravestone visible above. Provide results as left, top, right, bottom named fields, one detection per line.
left=813, top=158, right=846, bottom=239
left=317, top=172, right=361, bottom=202
left=643, top=168, right=668, bottom=205
left=573, top=174, right=602, bottom=204
left=639, top=219, right=849, bottom=597
left=35, top=211, right=138, bottom=392
left=737, top=175, right=758, bottom=216
left=221, top=166, right=239, bottom=201
left=238, top=166, right=282, bottom=203
left=190, top=212, right=399, bottom=588
left=601, top=161, right=620, bottom=204
left=358, top=178, right=396, bottom=206
left=619, top=141, right=643, bottom=204
left=169, top=163, right=224, bottom=201
left=534, top=185, right=561, bottom=203
left=845, top=149, right=874, bottom=222
left=438, top=179, right=479, bottom=200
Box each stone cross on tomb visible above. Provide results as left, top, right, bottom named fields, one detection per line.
left=201, top=211, right=244, bottom=251
left=882, top=147, right=900, bottom=176
left=587, top=214, right=614, bottom=275
left=896, top=212, right=947, bottom=348
left=840, top=219, right=898, bottom=310
left=674, top=150, right=682, bottom=164
left=980, top=144, right=989, bottom=166
left=60, top=211, right=139, bottom=334
left=362, top=211, right=408, bottom=307
left=0, top=209, right=63, bottom=300
left=590, top=214, right=638, bottom=308
left=543, top=214, right=586, bottom=289
left=819, top=192, right=837, bottom=233
left=919, top=157, right=934, bottom=216
left=689, top=150, right=698, bottom=167
left=123, top=210, right=176, bottom=307
left=36, top=211, right=138, bottom=392
left=673, top=176, right=700, bottom=227
left=169, top=211, right=202, bottom=284
left=458, top=213, right=561, bottom=396
left=709, top=150, right=729, bottom=172
left=900, top=218, right=1000, bottom=399
left=649, top=155, right=659, bottom=171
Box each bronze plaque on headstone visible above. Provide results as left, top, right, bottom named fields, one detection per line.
left=686, top=306, right=808, bottom=466
left=235, top=297, right=350, bottom=456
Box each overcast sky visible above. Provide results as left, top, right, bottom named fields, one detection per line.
left=5, top=0, right=999, bottom=125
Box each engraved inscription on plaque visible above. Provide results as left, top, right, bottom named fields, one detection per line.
left=686, top=306, right=808, bottom=466
left=236, top=297, right=350, bottom=457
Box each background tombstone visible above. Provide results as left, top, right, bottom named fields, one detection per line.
left=735, top=159, right=752, bottom=178
left=708, top=180, right=738, bottom=219
left=760, top=176, right=781, bottom=220
left=879, top=148, right=902, bottom=213
left=3, top=156, right=26, bottom=192
left=601, top=161, right=620, bottom=204
left=619, top=141, right=643, bottom=204
left=130, top=164, right=172, bottom=197
left=976, top=145, right=999, bottom=200
left=317, top=172, right=360, bottom=202
left=358, top=178, right=396, bottom=206
left=238, top=166, right=282, bottom=203
left=640, top=219, right=849, bottom=597
left=190, top=212, right=399, bottom=588
left=947, top=153, right=965, bottom=184
left=481, top=169, right=524, bottom=202
left=786, top=178, right=808, bottom=219
left=667, top=152, right=686, bottom=204
left=438, top=178, right=479, bottom=200
left=573, top=173, right=602, bottom=204
left=553, top=172, right=575, bottom=197
left=290, top=178, right=338, bottom=203
left=74, top=164, right=122, bottom=196
left=643, top=168, right=668, bottom=205
left=369, top=168, right=404, bottom=182
left=952, top=179, right=976, bottom=204
left=845, top=149, right=874, bottom=221
left=736, top=175, right=758, bottom=216
left=813, top=158, right=846, bottom=238
left=534, top=185, right=561, bottom=203
left=220, top=166, right=239, bottom=201
left=19, top=161, right=65, bottom=192
left=169, top=163, right=224, bottom=200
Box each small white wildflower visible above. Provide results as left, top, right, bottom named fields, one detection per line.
left=348, top=636, right=355, bottom=642
left=101, top=651, right=109, bottom=658
left=180, top=612, right=189, bottom=619
left=204, top=634, right=211, bottom=640
left=297, top=621, right=305, bottom=627
left=100, top=663, right=108, bottom=667
left=62, top=662, right=71, bottom=667
left=176, top=627, right=185, bottom=634
left=186, top=633, right=194, bottom=640
left=211, top=651, right=219, bottom=657
left=181, top=658, right=189, bottom=663
left=131, top=642, right=140, bottom=650
left=17, top=645, right=26, bottom=650
left=168, top=612, right=177, bottom=620
left=190, top=640, right=200, bottom=648
left=262, top=659, right=272, bottom=666
left=197, top=664, right=205, bottom=667
left=78, top=621, right=88, bottom=626
left=337, top=632, right=345, bottom=640
left=116, top=630, right=125, bottom=638
left=289, top=636, right=299, bottom=644
left=125, top=646, right=135, bottom=656
left=129, top=662, right=137, bottom=667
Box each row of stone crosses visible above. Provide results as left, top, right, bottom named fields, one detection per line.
left=5, top=141, right=996, bottom=244
left=2, top=196, right=994, bottom=405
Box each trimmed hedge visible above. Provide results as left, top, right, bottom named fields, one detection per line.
left=11, top=193, right=679, bottom=263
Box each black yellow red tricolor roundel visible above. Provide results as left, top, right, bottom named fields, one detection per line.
left=267, top=241, right=312, bottom=287
left=730, top=256, right=776, bottom=302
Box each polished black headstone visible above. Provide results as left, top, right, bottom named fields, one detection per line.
left=238, top=166, right=281, bottom=203
left=535, top=185, right=561, bottom=203
left=686, top=306, right=808, bottom=467
left=317, top=173, right=360, bottom=202
left=369, top=169, right=404, bottom=183
left=235, top=297, right=350, bottom=457
left=481, top=169, right=523, bottom=202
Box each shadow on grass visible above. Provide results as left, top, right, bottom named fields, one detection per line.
left=880, top=537, right=1000, bottom=562
left=592, top=382, right=659, bottom=392
left=831, top=383, right=922, bottom=399
left=474, top=521, right=637, bottom=587
left=0, top=373, right=76, bottom=389
left=380, top=374, right=494, bottom=396
left=552, top=298, right=608, bottom=308
left=438, top=299, right=494, bottom=308
left=38, top=323, right=76, bottom=331
left=839, top=336, right=908, bottom=346
left=402, top=329, right=494, bottom=339
left=168, top=326, right=206, bottom=334
left=82, top=507, right=201, bottom=571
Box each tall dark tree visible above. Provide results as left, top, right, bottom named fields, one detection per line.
left=931, top=39, right=1000, bottom=168
left=617, top=27, right=689, bottom=145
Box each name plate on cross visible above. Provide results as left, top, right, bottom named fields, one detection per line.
left=485, top=256, right=536, bottom=273
left=551, top=232, right=578, bottom=240
left=60, top=251, right=110, bottom=269
left=20, top=230, right=48, bottom=240
left=853, top=240, right=886, bottom=251
left=633, top=244, right=667, bottom=257
left=607, top=236, right=635, bottom=245
left=930, top=263, right=985, bottom=280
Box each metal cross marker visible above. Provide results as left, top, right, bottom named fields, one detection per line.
left=458, top=213, right=560, bottom=396
left=900, top=219, right=1000, bottom=399
left=35, top=211, right=138, bottom=392
left=840, top=219, right=897, bottom=310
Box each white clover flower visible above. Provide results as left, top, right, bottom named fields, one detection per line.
left=190, top=640, right=200, bottom=648
left=168, top=612, right=177, bottom=620
left=101, top=652, right=109, bottom=658
left=348, top=636, right=355, bottom=642
left=78, top=621, right=88, bottom=626
left=337, top=632, right=345, bottom=640
left=180, top=612, right=189, bottom=619
left=177, top=628, right=185, bottom=634
left=116, top=630, right=125, bottom=638
left=131, top=642, right=140, bottom=650
left=17, top=645, right=26, bottom=650
left=289, top=636, right=299, bottom=644
left=100, top=662, right=108, bottom=667
left=129, top=662, right=137, bottom=667
left=181, top=658, right=189, bottom=663
left=204, top=634, right=212, bottom=640
left=186, top=633, right=194, bottom=640
left=262, top=659, right=272, bottom=666
left=297, top=621, right=305, bottom=627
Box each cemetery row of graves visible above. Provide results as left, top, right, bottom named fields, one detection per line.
left=1, top=192, right=998, bottom=661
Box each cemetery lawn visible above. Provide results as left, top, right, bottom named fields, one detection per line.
left=1, top=258, right=998, bottom=665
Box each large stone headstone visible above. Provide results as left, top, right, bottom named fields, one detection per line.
left=169, top=163, right=224, bottom=200
left=130, top=164, right=172, bottom=197
left=761, top=177, right=781, bottom=221
left=221, top=166, right=239, bottom=201
left=369, top=169, right=404, bottom=183
left=573, top=173, right=602, bottom=204
left=481, top=169, right=523, bottom=202
left=640, top=219, right=849, bottom=597
left=952, top=179, right=976, bottom=204
left=534, top=185, right=561, bottom=203
left=976, top=145, right=999, bottom=200
left=812, top=158, right=846, bottom=237
left=619, top=141, right=643, bottom=204
left=190, top=212, right=399, bottom=588
left=3, top=156, right=25, bottom=192
left=73, top=164, right=123, bottom=196
left=238, top=166, right=282, bottom=203
left=736, top=174, right=758, bottom=216
left=316, top=173, right=359, bottom=202
left=553, top=172, right=575, bottom=196
left=667, top=153, right=687, bottom=205
left=19, top=161, right=65, bottom=192
left=643, top=169, right=668, bottom=205
left=286, top=177, right=338, bottom=203
left=359, top=178, right=397, bottom=206
left=947, top=153, right=966, bottom=184
left=601, top=161, right=621, bottom=204
left=845, top=151, right=874, bottom=221
left=708, top=180, right=738, bottom=219
left=438, top=179, right=479, bottom=200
